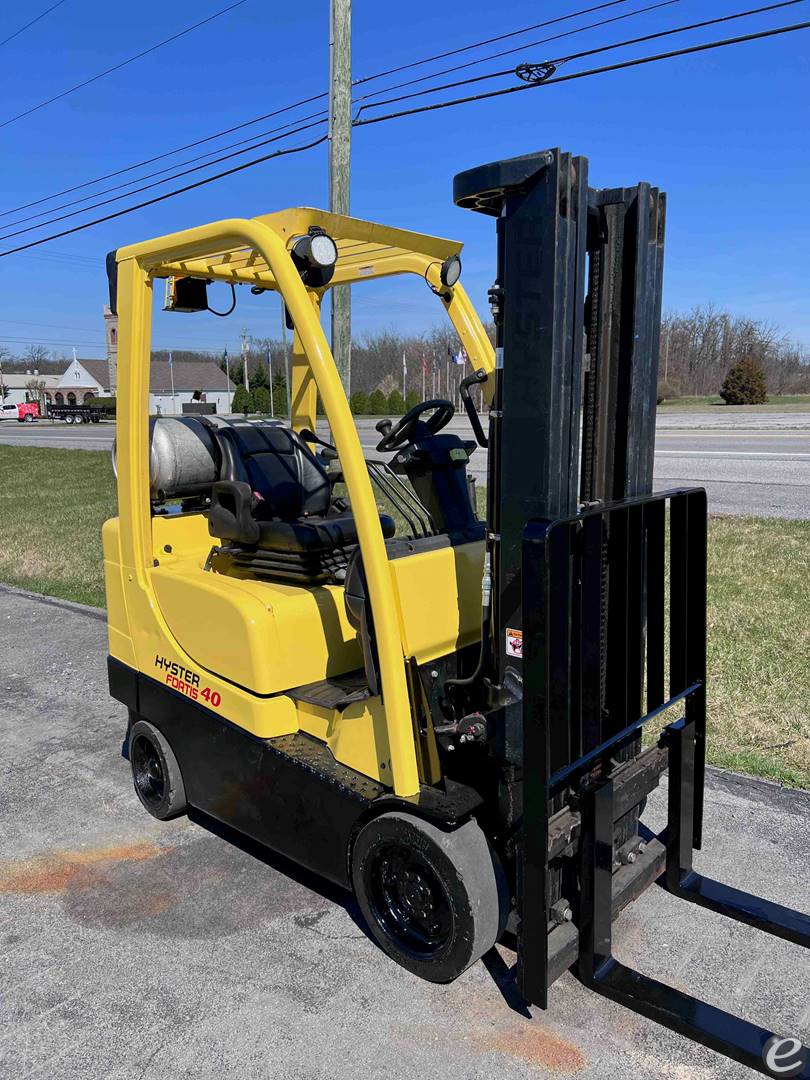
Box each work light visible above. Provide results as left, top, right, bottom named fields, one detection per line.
left=292, top=231, right=338, bottom=268
left=440, top=254, right=462, bottom=288
left=290, top=228, right=338, bottom=286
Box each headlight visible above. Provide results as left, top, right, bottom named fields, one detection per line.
left=290, top=229, right=338, bottom=287
left=308, top=233, right=338, bottom=267
left=440, top=254, right=462, bottom=288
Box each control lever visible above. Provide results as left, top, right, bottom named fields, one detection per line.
left=299, top=428, right=339, bottom=461
left=459, top=368, right=489, bottom=448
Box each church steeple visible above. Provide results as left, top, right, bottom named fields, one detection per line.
left=104, top=304, right=118, bottom=393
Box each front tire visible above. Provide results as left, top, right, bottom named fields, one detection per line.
left=129, top=719, right=187, bottom=820
left=351, top=812, right=507, bottom=983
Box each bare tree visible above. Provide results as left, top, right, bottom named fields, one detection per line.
left=0, top=344, right=10, bottom=400
left=660, top=305, right=809, bottom=397
left=23, top=344, right=50, bottom=369
left=25, top=377, right=47, bottom=408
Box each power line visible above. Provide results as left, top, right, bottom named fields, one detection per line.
left=2, top=108, right=330, bottom=231
left=0, top=118, right=329, bottom=245
left=0, top=1, right=68, bottom=50
left=0, top=0, right=677, bottom=238
left=0, top=337, right=253, bottom=353
left=0, top=20, right=807, bottom=259
left=356, top=0, right=809, bottom=117
left=0, top=317, right=102, bottom=332
left=354, top=19, right=810, bottom=126
left=0, top=92, right=329, bottom=221
left=353, top=0, right=637, bottom=84
left=353, top=0, right=681, bottom=106
left=9, top=248, right=100, bottom=265
left=0, top=0, right=251, bottom=131
left=0, top=133, right=328, bottom=258
left=0, top=0, right=669, bottom=219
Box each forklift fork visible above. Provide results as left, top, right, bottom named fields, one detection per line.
left=664, top=716, right=810, bottom=949
left=578, top=722, right=810, bottom=1077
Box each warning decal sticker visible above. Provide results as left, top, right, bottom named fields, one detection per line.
left=505, top=627, right=523, bottom=659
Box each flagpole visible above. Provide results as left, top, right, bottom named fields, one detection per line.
left=402, top=350, right=406, bottom=400
left=168, top=351, right=177, bottom=415
left=224, top=347, right=232, bottom=413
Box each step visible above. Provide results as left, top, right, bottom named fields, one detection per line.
left=287, top=670, right=371, bottom=711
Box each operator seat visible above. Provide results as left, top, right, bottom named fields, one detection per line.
left=206, top=420, right=395, bottom=579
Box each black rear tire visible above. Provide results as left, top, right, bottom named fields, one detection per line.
left=351, top=811, right=507, bottom=983
left=129, top=719, right=187, bottom=820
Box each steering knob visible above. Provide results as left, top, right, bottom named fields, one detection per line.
left=375, top=418, right=393, bottom=436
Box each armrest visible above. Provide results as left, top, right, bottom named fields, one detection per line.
left=207, top=480, right=260, bottom=545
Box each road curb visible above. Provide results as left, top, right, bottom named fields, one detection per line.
left=0, top=581, right=106, bottom=622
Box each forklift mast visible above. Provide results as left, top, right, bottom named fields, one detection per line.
left=454, top=149, right=809, bottom=1076
left=454, top=148, right=666, bottom=759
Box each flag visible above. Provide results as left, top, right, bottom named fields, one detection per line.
left=421, top=356, right=429, bottom=375
left=402, top=351, right=407, bottom=377
left=168, top=351, right=173, bottom=366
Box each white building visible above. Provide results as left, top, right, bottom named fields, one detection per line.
left=0, top=371, right=62, bottom=407
left=54, top=358, right=235, bottom=414
left=2, top=308, right=234, bottom=414
left=1, top=358, right=234, bottom=414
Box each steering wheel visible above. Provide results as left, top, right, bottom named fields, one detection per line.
left=375, top=399, right=455, bottom=452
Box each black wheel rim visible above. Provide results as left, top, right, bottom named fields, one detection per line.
left=131, top=735, right=165, bottom=808
left=368, top=843, right=453, bottom=959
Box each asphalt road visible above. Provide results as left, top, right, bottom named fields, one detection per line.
left=1, top=584, right=808, bottom=1079
left=1, top=413, right=808, bottom=518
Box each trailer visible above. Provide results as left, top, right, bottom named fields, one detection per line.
left=47, top=403, right=107, bottom=424
left=103, top=151, right=808, bottom=1078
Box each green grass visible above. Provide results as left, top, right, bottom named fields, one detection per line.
left=0, top=446, right=116, bottom=607
left=658, top=393, right=810, bottom=411
left=703, top=516, right=809, bottom=787
left=0, top=447, right=807, bottom=787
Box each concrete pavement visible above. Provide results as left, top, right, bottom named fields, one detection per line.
left=1, top=585, right=808, bottom=1079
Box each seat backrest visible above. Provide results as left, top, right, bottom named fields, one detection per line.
left=214, top=420, right=331, bottom=520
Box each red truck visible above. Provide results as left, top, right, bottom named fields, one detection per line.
left=0, top=401, right=39, bottom=422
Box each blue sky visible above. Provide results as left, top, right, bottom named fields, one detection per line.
left=0, top=0, right=807, bottom=363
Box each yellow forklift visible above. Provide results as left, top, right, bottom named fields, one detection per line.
left=105, top=148, right=808, bottom=1076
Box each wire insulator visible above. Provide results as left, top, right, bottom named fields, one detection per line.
left=516, top=61, right=559, bottom=83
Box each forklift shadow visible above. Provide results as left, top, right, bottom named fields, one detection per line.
left=482, top=944, right=533, bottom=1019
left=186, top=806, right=375, bottom=941
left=191, top=806, right=533, bottom=1013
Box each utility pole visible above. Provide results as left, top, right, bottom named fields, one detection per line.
left=241, top=327, right=250, bottom=395
left=329, top=0, right=351, bottom=396
left=280, top=301, right=292, bottom=418
left=224, top=346, right=233, bottom=412
left=266, top=345, right=274, bottom=418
